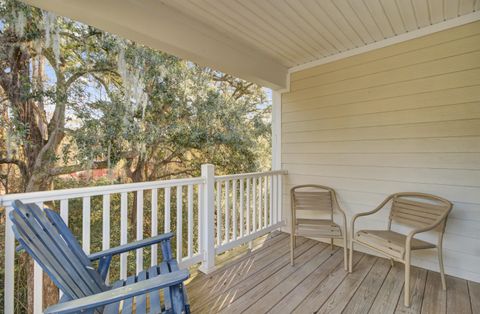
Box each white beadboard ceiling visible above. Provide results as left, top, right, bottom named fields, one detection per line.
left=23, top=0, right=480, bottom=89
left=163, top=0, right=479, bottom=68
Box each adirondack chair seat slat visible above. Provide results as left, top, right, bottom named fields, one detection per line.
left=9, top=201, right=190, bottom=314
left=43, top=270, right=189, bottom=314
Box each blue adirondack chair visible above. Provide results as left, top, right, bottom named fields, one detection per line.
left=9, top=200, right=190, bottom=314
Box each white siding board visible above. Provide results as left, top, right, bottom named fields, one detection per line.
left=282, top=21, right=480, bottom=282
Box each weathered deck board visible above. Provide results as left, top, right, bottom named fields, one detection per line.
left=446, top=275, right=472, bottom=314
left=343, top=258, right=391, bottom=314
left=316, top=254, right=377, bottom=314
left=468, top=281, right=480, bottom=314
left=194, top=239, right=318, bottom=313
left=185, top=232, right=480, bottom=314
left=421, top=271, right=446, bottom=314
left=291, top=252, right=365, bottom=313
left=395, top=267, right=428, bottom=314
left=267, top=249, right=345, bottom=313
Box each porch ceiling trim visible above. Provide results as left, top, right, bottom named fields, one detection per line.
left=286, top=11, right=480, bottom=86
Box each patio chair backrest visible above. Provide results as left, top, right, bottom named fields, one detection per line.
left=291, top=185, right=336, bottom=220
left=389, top=193, right=453, bottom=231
left=9, top=201, right=108, bottom=301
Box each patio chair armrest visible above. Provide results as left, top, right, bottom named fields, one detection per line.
left=88, top=232, right=174, bottom=261
left=405, top=215, right=449, bottom=248
left=44, top=269, right=189, bottom=314
left=350, top=195, right=395, bottom=237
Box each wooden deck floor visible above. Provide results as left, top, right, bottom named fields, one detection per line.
left=185, top=232, right=480, bottom=314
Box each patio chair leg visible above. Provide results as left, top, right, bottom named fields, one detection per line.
left=349, top=241, right=354, bottom=273
left=404, top=253, right=411, bottom=307
left=390, top=259, right=394, bottom=267
left=438, top=245, right=447, bottom=290
left=343, top=236, right=348, bottom=271
left=290, top=233, right=295, bottom=266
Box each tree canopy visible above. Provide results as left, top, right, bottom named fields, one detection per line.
left=0, top=0, right=271, bottom=194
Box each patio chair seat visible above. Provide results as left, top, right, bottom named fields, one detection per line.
left=355, top=229, right=435, bottom=259
left=295, top=219, right=343, bottom=238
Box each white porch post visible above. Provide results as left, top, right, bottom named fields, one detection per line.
left=199, top=164, right=216, bottom=273
left=272, top=90, right=283, bottom=225
left=272, top=90, right=282, bottom=171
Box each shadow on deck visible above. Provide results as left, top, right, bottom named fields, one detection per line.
left=186, top=232, right=479, bottom=314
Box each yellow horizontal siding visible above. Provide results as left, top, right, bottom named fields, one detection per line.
left=282, top=20, right=480, bottom=282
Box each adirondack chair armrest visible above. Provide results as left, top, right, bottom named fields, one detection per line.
left=88, top=232, right=174, bottom=261
left=43, top=269, right=189, bottom=314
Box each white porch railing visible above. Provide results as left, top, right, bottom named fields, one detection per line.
left=0, top=164, right=286, bottom=314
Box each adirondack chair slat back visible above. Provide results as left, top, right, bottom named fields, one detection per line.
left=291, top=185, right=335, bottom=220
left=389, top=193, right=453, bottom=231
left=10, top=201, right=107, bottom=301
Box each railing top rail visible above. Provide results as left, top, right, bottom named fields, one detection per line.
left=0, top=177, right=205, bottom=206
left=215, top=170, right=287, bottom=181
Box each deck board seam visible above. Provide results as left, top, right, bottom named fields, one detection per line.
left=291, top=253, right=367, bottom=313
left=191, top=237, right=303, bottom=309
left=194, top=239, right=319, bottom=312
left=366, top=261, right=392, bottom=313
left=218, top=242, right=328, bottom=312
left=246, top=246, right=340, bottom=313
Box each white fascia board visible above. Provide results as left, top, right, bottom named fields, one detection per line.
left=22, top=0, right=288, bottom=90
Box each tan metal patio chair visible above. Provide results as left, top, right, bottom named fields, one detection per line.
left=290, top=185, right=348, bottom=270
left=349, top=192, right=452, bottom=307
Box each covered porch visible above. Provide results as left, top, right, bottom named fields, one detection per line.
left=2, top=0, right=480, bottom=313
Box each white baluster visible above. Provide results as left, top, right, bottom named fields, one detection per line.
left=120, top=192, right=128, bottom=279
left=253, top=178, right=257, bottom=232
left=246, top=178, right=251, bottom=234
left=176, top=186, right=183, bottom=262
left=151, top=189, right=158, bottom=266
left=216, top=181, right=221, bottom=245
left=82, top=197, right=91, bottom=254
left=264, top=176, right=268, bottom=228
left=239, top=178, right=244, bottom=238
left=164, top=187, right=171, bottom=233
left=187, top=184, right=194, bottom=258
left=273, top=175, right=277, bottom=224
left=102, top=195, right=110, bottom=283
left=232, top=179, right=237, bottom=240
left=225, top=180, right=230, bottom=243
left=136, top=190, right=144, bottom=273
left=258, top=177, right=263, bottom=230
left=197, top=184, right=203, bottom=254
left=269, top=176, right=273, bottom=226
left=60, top=199, right=68, bottom=224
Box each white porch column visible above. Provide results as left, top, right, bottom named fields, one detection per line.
left=199, top=164, right=216, bottom=273
left=272, top=90, right=282, bottom=171
left=272, top=90, right=284, bottom=228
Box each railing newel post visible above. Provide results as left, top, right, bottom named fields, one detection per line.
left=199, top=164, right=216, bottom=273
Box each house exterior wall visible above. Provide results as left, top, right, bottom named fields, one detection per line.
left=281, top=20, right=480, bottom=282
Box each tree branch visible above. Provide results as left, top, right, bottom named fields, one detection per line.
left=0, top=158, right=27, bottom=177
left=48, top=160, right=109, bottom=176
